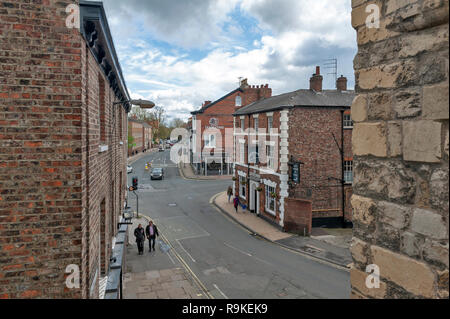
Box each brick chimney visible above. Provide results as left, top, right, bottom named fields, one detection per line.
left=309, top=66, right=323, bottom=92
left=203, top=101, right=212, bottom=107
left=336, top=75, right=347, bottom=91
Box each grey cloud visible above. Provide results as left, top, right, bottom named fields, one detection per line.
left=102, top=0, right=234, bottom=48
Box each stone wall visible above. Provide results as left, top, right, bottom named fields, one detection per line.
left=351, top=0, right=449, bottom=298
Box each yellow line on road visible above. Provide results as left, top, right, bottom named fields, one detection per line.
left=140, top=214, right=214, bottom=299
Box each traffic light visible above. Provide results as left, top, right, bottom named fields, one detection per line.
left=132, top=176, right=138, bottom=190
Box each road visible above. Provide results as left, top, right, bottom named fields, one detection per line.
left=127, top=149, right=350, bottom=299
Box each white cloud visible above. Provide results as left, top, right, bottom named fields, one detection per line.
left=101, top=0, right=357, bottom=123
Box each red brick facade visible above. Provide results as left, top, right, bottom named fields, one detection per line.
left=191, top=81, right=271, bottom=174
left=233, top=70, right=354, bottom=233
left=0, top=1, right=129, bottom=298
left=128, top=119, right=152, bottom=157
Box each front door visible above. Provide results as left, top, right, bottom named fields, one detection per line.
left=253, top=189, right=258, bottom=214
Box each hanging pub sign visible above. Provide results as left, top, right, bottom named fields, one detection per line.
left=292, top=162, right=300, bottom=183
left=288, top=155, right=303, bottom=184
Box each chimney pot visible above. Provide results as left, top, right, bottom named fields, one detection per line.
left=310, top=66, right=323, bottom=92
left=336, top=75, right=347, bottom=91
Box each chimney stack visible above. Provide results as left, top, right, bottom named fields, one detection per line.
left=203, top=101, right=211, bottom=107
left=309, top=66, right=323, bottom=92
left=336, top=75, right=347, bottom=91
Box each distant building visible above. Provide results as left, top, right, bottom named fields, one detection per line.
left=190, top=80, right=272, bottom=175
left=0, top=1, right=131, bottom=298
left=128, top=118, right=153, bottom=156
left=233, top=67, right=354, bottom=234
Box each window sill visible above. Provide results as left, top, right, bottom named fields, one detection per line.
left=264, top=208, right=276, bottom=216
left=99, top=145, right=109, bottom=153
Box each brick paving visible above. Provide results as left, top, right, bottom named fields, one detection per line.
left=123, top=217, right=206, bottom=299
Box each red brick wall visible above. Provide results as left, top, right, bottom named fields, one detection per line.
left=0, top=0, right=127, bottom=298
left=284, top=198, right=312, bottom=235
left=288, top=107, right=352, bottom=221
left=196, top=85, right=272, bottom=155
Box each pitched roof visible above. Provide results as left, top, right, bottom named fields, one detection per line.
left=234, top=89, right=355, bottom=115
left=191, top=88, right=243, bottom=115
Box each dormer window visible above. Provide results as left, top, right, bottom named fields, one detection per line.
left=235, top=95, right=242, bottom=107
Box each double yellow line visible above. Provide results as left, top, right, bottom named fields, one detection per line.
left=140, top=215, right=214, bottom=299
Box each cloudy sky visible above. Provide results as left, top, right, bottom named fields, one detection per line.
left=101, top=0, right=357, bottom=123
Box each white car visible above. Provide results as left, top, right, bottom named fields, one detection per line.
left=127, top=165, right=133, bottom=174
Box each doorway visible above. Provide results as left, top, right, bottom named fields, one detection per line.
left=249, top=182, right=260, bottom=214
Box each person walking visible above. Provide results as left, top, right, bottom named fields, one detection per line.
left=134, top=224, right=145, bottom=255
left=233, top=194, right=240, bottom=213
left=227, top=186, right=233, bottom=203
left=146, top=220, right=159, bottom=252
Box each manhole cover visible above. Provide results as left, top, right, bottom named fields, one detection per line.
left=168, top=203, right=177, bottom=207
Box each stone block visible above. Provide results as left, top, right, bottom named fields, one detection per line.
left=430, top=168, right=449, bottom=212
left=410, top=208, right=447, bottom=240
left=403, top=120, right=442, bottom=163
left=357, top=15, right=401, bottom=45
left=351, top=95, right=368, bottom=122
left=351, top=195, right=376, bottom=225
left=393, top=89, right=421, bottom=118
left=371, top=245, right=436, bottom=298
left=350, top=267, right=387, bottom=298
left=399, top=24, right=449, bottom=58
left=368, top=92, right=393, bottom=120
left=353, top=122, right=387, bottom=157
left=423, top=239, right=449, bottom=268
left=387, top=121, right=402, bottom=157
left=352, top=1, right=381, bottom=28
left=350, top=237, right=369, bottom=264
left=400, top=232, right=421, bottom=258
left=378, top=201, right=409, bottom=229
left=423, top=82, right=449, bottom=120
left=445, top=129, right=449, bottom=157
left=354, top=159, right=415, bottom=203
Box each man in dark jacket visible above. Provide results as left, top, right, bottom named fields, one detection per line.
left=145, top=220, right=159, bottom=252
left=134, top=224, right=145, bottom=255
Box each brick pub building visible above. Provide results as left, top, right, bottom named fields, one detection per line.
left=0, top=1, right=131, bottom=298
left=190, top=79, right=271, bottom=175
left=233, top=67, right=354, bottom=235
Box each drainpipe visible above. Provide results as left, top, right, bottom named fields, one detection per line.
left=340, top=110, right=346, bottom=228
left=247, top=114, right=251, bottom=206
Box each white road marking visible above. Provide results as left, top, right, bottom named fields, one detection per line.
left=176, top=239, right=196, bottom=263
left=213, top=284, right=229, bottom=299
left=167, top=250, right=176, bottom=265
left=224, top=242, right=252, bottom=257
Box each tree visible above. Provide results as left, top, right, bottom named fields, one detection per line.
left=170, top=118, right=187, bottom=129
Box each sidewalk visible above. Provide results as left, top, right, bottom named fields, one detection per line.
left=123, top=216, right=206, bottom=299
left=178, top=163, right=232, bottom=181
left=213, top=191, right=352, bottom=269
left=127, top=148, right=158, bottom=165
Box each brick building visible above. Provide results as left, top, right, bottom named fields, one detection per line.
left=0, top=1, right=131, bottom=298
left=233, top=67, right=354, bottom=234
left=128, top=118, right=153, bottom=157
left=190, top=79, right=271, bottom=175
left=350, top=0, right=448, bottom=299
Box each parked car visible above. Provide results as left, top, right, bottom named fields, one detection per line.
left=150, top=167, right=164, bottom=180
left=127, top=165, right=133, bottom=174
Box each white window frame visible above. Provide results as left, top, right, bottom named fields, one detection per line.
left=239, top=141, right=245, bottom=164
left=266, top=145, right=274, bottom=169
left=240, top=118, right=245, bottom=132
left=235, top=95, right=242, bottom=107
left=268, top=116, right=273, bottom=132
left=344, top=160, right=353, bottom=184
left=254, top=117, right=259, bottom=133
left=265, top=185, right=276, bottom=215
left=343, top=114, right=353, bottom=129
